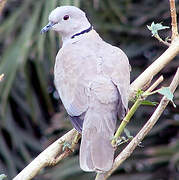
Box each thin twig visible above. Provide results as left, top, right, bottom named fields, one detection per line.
left=49, top=148, right=73, bottom=166
left=111, top=75, right=163, bottom=146
left=51, top=131, right=81, bottom=165
left=71, top=131, right=81, bottom=149
left=169, top=0, right=178, bottom=40
left=154, top=34, right=170, bottom=46
left=95, top=68, right=179, bottom=180
left=145, top=76, right=164, bottom=93
left=130, top=0, right=179, bottom=98
left=130, top=37, right=179, bottom=99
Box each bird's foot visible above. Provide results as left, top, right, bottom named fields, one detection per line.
left=62, top=131, right=81, bottom=152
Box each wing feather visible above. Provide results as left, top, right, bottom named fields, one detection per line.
left=54, top=45, right=97, bottom=132
left=102, top=45, right=130, bottom=117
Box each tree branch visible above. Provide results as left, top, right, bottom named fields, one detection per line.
left=154, top=34, right=170, bottom=46
left=129, top=37, right=179, bottom=99
left=13, top=129, right=77, bottom=180
left=169, top=0, right=178, bottom=40
left=95, top=67, right=179, bottom=180
left=111, top=76, right=164, bottom=146
left=130, top=0, right=179, bottom=98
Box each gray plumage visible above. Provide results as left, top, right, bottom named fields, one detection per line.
left=41, top=6, right=130, bottom=172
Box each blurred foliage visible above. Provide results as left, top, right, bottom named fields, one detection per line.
left=0, top=0, right=179, bottom=180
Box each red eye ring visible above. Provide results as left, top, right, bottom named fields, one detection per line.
left=63, top=15, right=69, bottom=20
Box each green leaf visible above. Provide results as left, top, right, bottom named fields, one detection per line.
left=147, top=22, right=169, bottom=36
left=157, top=87, right=176, bottom=107
left=136, top=89, right=144, bottom=98
left=62, top=142, right=71, bottom=152
left=0, top=174, right=7, bottom=180
left=132, top=89, right=144, bottom=102
left=141, top=100, right=158, bottom=106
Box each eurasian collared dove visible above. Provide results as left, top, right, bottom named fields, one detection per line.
left=41, top=6, right=130, bottom=172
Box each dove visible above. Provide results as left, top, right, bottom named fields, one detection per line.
left=41, top=6, right=130, bottom=172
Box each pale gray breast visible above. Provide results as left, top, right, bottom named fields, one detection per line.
left=54, top=31, right=130, bottom=117
left=54, top=38, right=100, bottom=116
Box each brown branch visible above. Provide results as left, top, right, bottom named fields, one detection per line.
left=50, top=131, right=81, bottom=166
left=169, top=0, right=178, bottom=40
left=95, top=67, right=179, bottom=180
left=145, top=75, right=164, bottom=93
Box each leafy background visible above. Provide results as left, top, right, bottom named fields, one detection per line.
left=0, top=0, right=179, bottom=180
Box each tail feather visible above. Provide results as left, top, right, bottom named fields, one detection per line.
left=91, top=134, right=114, bottom=171
left=80, top=108, right=117, bottom=172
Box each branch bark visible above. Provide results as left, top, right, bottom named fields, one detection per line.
left=170, top=0, right=178, bottom=40
left=95, top=67, right=179, bottom=180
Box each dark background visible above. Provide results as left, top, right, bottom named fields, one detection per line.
left=0, top=0, right=179, bottom=180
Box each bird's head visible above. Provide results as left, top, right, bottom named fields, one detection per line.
left=41, top=6, right=91, bottom=39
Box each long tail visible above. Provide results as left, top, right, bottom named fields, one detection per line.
left=79, top=107, right=117, bottom=172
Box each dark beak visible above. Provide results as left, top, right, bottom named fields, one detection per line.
left=40, top=22, right=56, bottom=34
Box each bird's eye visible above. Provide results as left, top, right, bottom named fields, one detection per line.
left=63, top=15, right=69, bottom=20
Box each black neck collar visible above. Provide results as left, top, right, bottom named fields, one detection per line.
left=71, top=25, right=93, bottom=39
